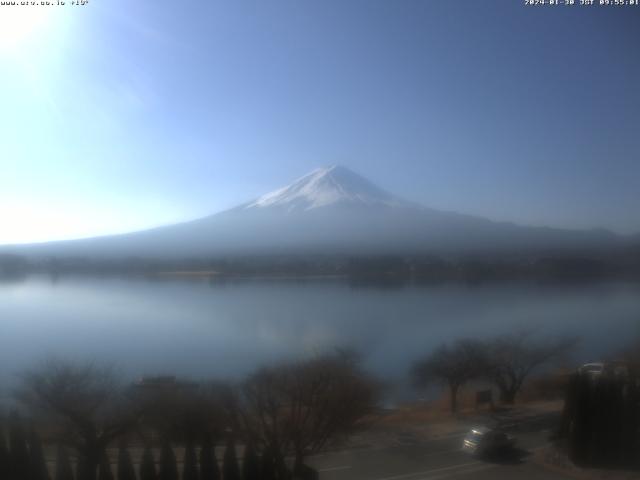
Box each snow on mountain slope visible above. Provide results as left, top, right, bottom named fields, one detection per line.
left=242, top=165, right=411, bottom=212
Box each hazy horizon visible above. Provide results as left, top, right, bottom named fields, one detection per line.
left=1, top=164, right=639, bottom=248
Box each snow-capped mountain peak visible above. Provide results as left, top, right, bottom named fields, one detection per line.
left=5, top=165, right=628, bottom=259
left=244, top=165, right=409, bottom=212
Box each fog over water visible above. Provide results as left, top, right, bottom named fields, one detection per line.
left=1, top=275, right=639, bottom=401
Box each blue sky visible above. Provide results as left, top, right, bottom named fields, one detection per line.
left=1, top=0, right=639, bottom=244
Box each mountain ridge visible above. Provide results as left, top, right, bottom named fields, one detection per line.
left=2, top=166, right=635, bottom=259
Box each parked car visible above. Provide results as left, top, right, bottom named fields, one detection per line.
left=578, top=362, right=604, bottom=377
left=462, top=427, right=515, bottom=457
left=578, top=361, right=629, bottom=380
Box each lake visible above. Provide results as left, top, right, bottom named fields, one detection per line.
left=1, top=275, right=639, bottom=401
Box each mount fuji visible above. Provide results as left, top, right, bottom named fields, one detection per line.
left=5, top=166, right=626, bottom=259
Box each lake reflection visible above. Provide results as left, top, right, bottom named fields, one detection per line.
left=1, top=275, right=639, bottom=400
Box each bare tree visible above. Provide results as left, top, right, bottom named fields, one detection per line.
left=484, top=332, right=577, bottom=404
left=238, top=350, right=379, bottom=474
left=412, top=339, right=486, bottom=413
left=133, top=378, right=229, bottom=443
left=16, top=359, right=139, bottom=480
left=237, top=367, right=287, bottom=459
left=287, top=351, right=379, bottom=470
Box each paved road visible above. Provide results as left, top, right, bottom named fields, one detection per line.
left=309, top=429, right=572, bottom=480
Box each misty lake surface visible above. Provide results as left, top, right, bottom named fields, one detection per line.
left=1, top=275, right=639, bottom=401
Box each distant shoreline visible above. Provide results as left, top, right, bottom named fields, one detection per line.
left=150, top=270, right=349, bottom=281
left=153, top=270, right=220, bottom=277
left=2, top=252, right=640, bottom=284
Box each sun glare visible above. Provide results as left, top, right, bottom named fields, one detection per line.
left=0, top=6, right=52, bottom=51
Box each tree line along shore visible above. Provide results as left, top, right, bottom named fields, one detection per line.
left=2, top=252, right=640, bottom=283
